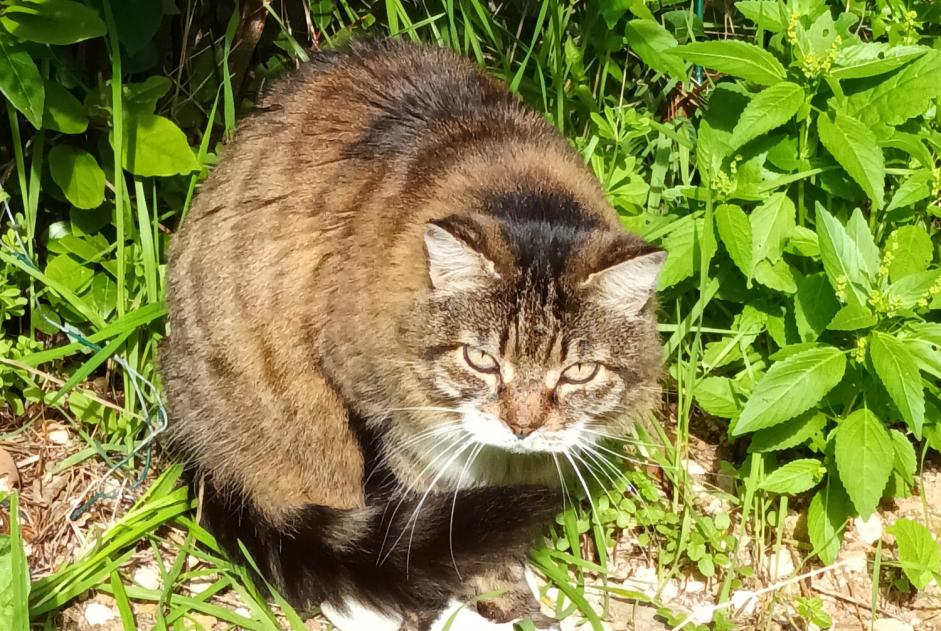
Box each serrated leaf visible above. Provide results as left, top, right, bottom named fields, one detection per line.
left=0, top=32, right=44, bottom=128
left=715, top=203, right=752, bottom=278
left=750, top=411, right=828, bottom=452
left=870, top=331, right=925, bottom=437
left=732, top=346, right=846, bottom=436
left=887, top=519, right=941, bottom=590
left=890, top=429, right=917, bottom=487
left=44, top=254, right=93, bottom=293
left=0, top=0, right=106, bottom=45
left=826, top=303, right=877, bottom=331
left=817, top=111, right=885, bottom=209
left=886, top=171, right=933, bottom=213
left=734, top=1, right=787, bottom=31
left=887, top=270, right=941, bottom=310
left=785, top=225, right=819, bottom=257
left=831, top=44, right=929, bottom=80
left=846, top=209, right=880, bottom=281
left=887, top=225, right=933, bottom=281
left=844, top=50, right=941, bottom=129
left=760, top=458, right=824, bottom=494
left=834, top=409, right=893, bottom=519
left=121, top=114, right=199, bottom=177
left=795, top=273, right=839, bottom=341
left=754, top=258, right=797, bottom=293
left=41, top=81, right=87, bottom=134
left=808, top=481, right=850, bottom=565
left=816, top=203, right=869, bottom=309
left=658, top=216, right=716, bottom=290
left=751, top=192, right=795, bottom=265
left=625, top=20, right=686, bottom=82
left=48, top=145, right=105, bottom=210
left=730, top=82, right=804, bottom=148
left=694, top=376, right=740, bottom=418
left=667, top=40, right=786, bottom=85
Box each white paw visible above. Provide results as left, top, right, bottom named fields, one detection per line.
left=319, top=598, right=403, bottom=631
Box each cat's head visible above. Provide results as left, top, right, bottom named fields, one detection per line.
left=403, top=187, right=664, bottom=458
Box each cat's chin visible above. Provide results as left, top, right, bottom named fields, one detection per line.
left=458, top=407, right=584, bottom=455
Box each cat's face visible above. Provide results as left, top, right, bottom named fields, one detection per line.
left=404, top=202, right=664, bottom=460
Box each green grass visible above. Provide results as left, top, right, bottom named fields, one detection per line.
left=1, top=0, right=940, bottom=629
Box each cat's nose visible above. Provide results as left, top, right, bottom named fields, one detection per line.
left=502, top=389, right=546, bottom=438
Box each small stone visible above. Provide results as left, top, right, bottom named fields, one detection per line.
left=234, top=607, right=251, bottom=618
left=684, top=459, right=707, bottom=476
left=855, top=514, right=884, bottom=545
left=46, top=428, right=70, bottom=445
left=843, top=551, right=868, bottom=574
left=84, top=602, right=116, bottom=626
left=765, top=547, right=795, bottom=580
left=188, top=580, right=213, bottom=595
left=684, top=578, right=707, bottom=594
left=730, top=590, right=757, bottom=616
left=690, top=604, right=715, bottom=624
left=133, top=565, right=161, bottom=590
left=872, top=619, right=914, bottom=631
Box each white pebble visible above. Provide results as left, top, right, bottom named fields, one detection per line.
left=83, top=602, right=115, bottom=626
left=133, top=565, right=161, bottom=590
left=855, top=514, right=883, bottom=545
left=872, top=619, right=914, bottom=631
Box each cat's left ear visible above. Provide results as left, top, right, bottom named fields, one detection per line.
left=423, top=219, right=500, bottom=291
left=582, top=247, right=666, bottom=315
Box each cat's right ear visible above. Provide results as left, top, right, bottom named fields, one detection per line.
left=423, top=221, right=500, bottom=291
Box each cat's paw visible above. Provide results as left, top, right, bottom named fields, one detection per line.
left=319, top=598, right=403, bottom=631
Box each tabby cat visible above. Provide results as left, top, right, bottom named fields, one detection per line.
left=161, top=39, right=664, bottom=631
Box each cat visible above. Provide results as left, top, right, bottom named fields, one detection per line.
left=161, top=38, right=664, bottom=631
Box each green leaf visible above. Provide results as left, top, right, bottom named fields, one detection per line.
left=887, top=225, right=933, bottom=281
left=750, top=411, right=828, bottom=452
left=760, top=458, right=825, bottom=494
left=834, top=409, right=893, bottom=519
left=886, top=170, right=933, bottom=212
left=48, top=145, right=105, bottom=210
left=734, top=1, right=787, bottom=31
left=754, top=258, right=797, bottom=293
left=816, top=203, right=869, bottom=309
left=887, top=519, right=941, bottom=590
left=751, top=192, right=795, bottom=265
left=730, top=82, right=804, bottom=148
left=41, top=80, right=87, bottom=133
left=844, top=50, right=941, bottom=129
left=0, top=493, right=29, bottom=631
left=827, top=303, right=877, bottom=331
left=817, top=111, right=885, bottom=209
left=121, top=114, right=200, bottom=177
left=890, top=429, right=917, bottom=488
left=831, top=44, right=929, bottom=80
left=0, top=31, right=44, bottom=128
left=808, top=481, right=850, bottom=565
left=887, top=270, right=941, bottom=310
left=125, top=76, right=172, bottom=115
left=44, top=253, right=93, bottom=293
left=795, top=273, right=839, bottom=341
left=715, top=203, right=753, bottom=278
left=732, top=346, right=846, bottom=436
left=694, top=376, right=740, bottom=418
left=658, top=216, right=717, bottom=290
left=0, top=0, right=106, bottom=45
left=870, top=331, right=925, bottom=437
left=625, top=20, right=686, bottom=82
left=785, top=225, right=819, bottom=258
left=845, top=209, right=880, bottom=281
left=667, top=40, right=786, bottom=86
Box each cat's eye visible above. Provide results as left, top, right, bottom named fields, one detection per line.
left=463, top=346, right=500, bottom=374
left=560, top=362, right=600, bottom=385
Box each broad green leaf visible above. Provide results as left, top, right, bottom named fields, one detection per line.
left=48, top=145, right=105, bottom=210
left=844, top=50, right=941, bottom=129
left=125, top=76, right=173, bottom=115
left=44, top=253, right=93, bottom=293
left=42, top=81, right=87, bottom=133
left=817, top=111, right=885, bottom=209
left=750, top=411, right=828, bottom=452
left=715, top=203, right=752, bottom=278
left=121, top=114, right=200, bottom=177
left=694, top=376, right=740, bottom=418
left=887, top=519, right=941, bottom=590
left=695, top=119, right=731, bottom=183
left=827, top=303, right=877, bottom=331
left=785, top=225, right=819, bottom=258
left=625, top=20, right=686, bottom=82
left=751, top=192, right=795, bottom=265
left=0, top=493, right=29, bottom=631
left=890, top=429, right=917, bottom=488
left=808, top=481, right=850, bottom=565
left=887, top=225, right=933, bottom=281
left=886, top=171, right=933, bottom=212
left=831, top=44, right=928, bottom=80
left=734, top=1, right=787, bottom=31
left=760, top=458, right=824, bottom=494
left=816, top=204, right=869, bottom=308
left=834, top=409, right=893, bottom=518
left=667, top=40, right=786, bottom=86
left=0, top=32, right=44, bottom=128
left=730, top=82, right=804, bottom=148
left=658, top=216, right=716, bottom=290
left=732, top=346, right=846, bottom=435
left=0, top=0, right=106, bottom=45
left=870, top=331, right=925, bottom=437
left=754, top=259, right=797, bottom=293
left=887, top=270, right=941, bottom=310
left=845, top=209, right=880, bottom=281
left=881, top=131, right=933, bottom=169
left=795, top=273, right=839, bottom=341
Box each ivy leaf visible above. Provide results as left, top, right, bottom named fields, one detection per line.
left=715, top=203, right=753, bottom=278
left=760, top=458, right=825, bottom=494
left=795, top=273, right=839, bottom=341
left=751, top=192, right=795, bottom=265
left=666, top=40, right=786, bottom=85
left=0, top=0, right=106, bottom=45
left=730, top=82, right=804, bottom=149
left=817, top=111, right=885, bottom=209
left=808, top=481, right=850, bottom=565
left=834, top=409, right=893, bottom=519
left=0, top=32, right=44, bottom=129
left=42, top=81, right=87, bottom=134
left=121, top=114, right=200, bottom=177
left=887, top=519, right=941, bottom=590
left=750, top=411, right=828, bottom=453
left=870, top=331, right=925, bottom=437
left=734, top=1, right=788, bottom=32
left=831, top=44, right=929, bottom=80
left=625, top=20, right=686, bottom=82
left=732, top=346, right=846, bottom=436
left=887, top=225, right=933, bottom=281
left=844, top=50, right=941, bottom=129
left=816, top=203, right=869, bottom=309
left=48, top=145, right=105, bottom=210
